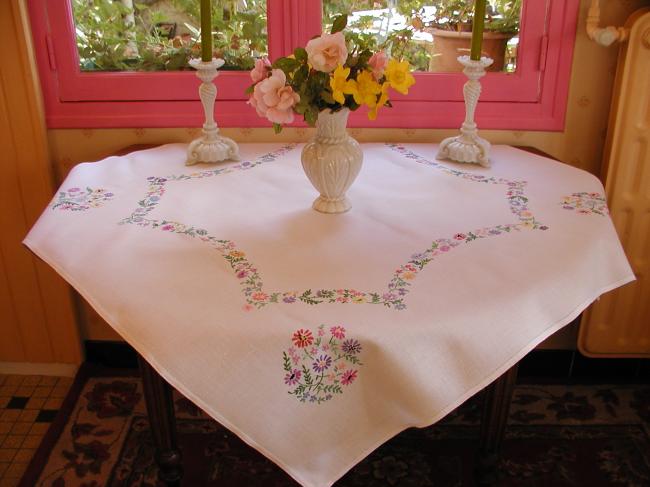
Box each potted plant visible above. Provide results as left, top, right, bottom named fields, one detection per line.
left=415, top=0, right=521, bottom=72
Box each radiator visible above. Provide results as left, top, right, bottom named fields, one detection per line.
left=579, top=8, right=650, bottom=357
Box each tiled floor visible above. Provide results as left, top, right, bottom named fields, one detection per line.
left=0, top=375, right=71, bottom=487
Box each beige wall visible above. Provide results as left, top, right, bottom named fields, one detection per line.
left=44, top=0, right=647, bottom=344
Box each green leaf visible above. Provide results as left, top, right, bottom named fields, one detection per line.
left=304, top=108, right=318, bottom=127
left=272, top=57, right=299, bottom=74
left=294, top=47, right=307, bottom=62
left=320, top=91, right=335, bottom=104
left=242, top=23, right=256, bottom=39
left=245, top=84, right=254, bottom=95
left=331, top=14, right=348, bottom=34
left=273, top=123, right=283, bottom=134
left=282, top=352, right=293, bottom=372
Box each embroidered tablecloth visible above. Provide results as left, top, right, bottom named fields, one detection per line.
left=24, top=143, right=634, bottom=487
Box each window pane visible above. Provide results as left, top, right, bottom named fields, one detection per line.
left=322, top=0, right=521, bottom=73
left=73, top=0, right=267, bottom=71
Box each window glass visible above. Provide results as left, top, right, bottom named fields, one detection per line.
left=73, top=0, right=267, bottom=71
left=322, top=0, right=521, bottom=73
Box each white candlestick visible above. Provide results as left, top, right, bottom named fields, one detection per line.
left=187, top=58, right=239, bottom=165
left=437, top=55, right=493, bottom=168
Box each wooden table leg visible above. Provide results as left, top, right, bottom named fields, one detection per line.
left=138, top=355, right=183, bottom=486
left=475, top=364, right=518, bottom=486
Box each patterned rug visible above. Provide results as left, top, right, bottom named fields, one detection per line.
left=28, top=379, right=650, bottom=487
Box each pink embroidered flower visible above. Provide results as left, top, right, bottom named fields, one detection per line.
left=161, top=224, right=174, bottom=231
left=284, top=369, right=301, bottom=385
left=250, top=57, right=271, bottom=83
left=251, top=292, right=268, bottom=301
left=249, top=69, right=300, bottom=124
left=242, top=304, right=253, bottom=312
left=368, top=50, right=388, bottom=79
left=236, top=270, right=248, bottom=279
left=330, top=326, right=346, bottom=339
left=454, top=233, right=467, bottom=240
left=292, top=329, right=314, bottom=348
left=305, top=32, right=348, bottom=73
left=341, top=369, right=358, bottom=385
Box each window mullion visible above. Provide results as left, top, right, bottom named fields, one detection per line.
left=268, top=0, right=321, bottom=59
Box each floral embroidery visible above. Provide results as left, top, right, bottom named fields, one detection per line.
left=51, top=187, right=114, bottom=211
left=561, top=192, right=609, bottom=216
left=122, top=144, right=551, bottom=311
left=283, top=324, right=362, bottom=404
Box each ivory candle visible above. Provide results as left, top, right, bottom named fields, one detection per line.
left=470, top=0, right=487, bottom=61
left=201, top=0, right=212, bottom=62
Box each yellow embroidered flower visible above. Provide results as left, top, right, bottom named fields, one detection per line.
left=402, top=271, right=416, bottom=280
left=348, top=70, right=382, bottom=109
left=368, top=82, right=390, bottom=120
left=229, top=250, right=245, bottom=258
left=385, top=59, right=415, bottom=95
left=330, top=65, right=352, bottom=104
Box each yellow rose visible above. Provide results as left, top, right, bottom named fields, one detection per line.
left=348, top=70, right=382, bottom=109
left=330, top=65, right=352, bottom=105
left=368, top=82, right=390, bottom=120
left=385, top=59, right=415, bottom=95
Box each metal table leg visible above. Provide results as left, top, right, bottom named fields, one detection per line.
left=475, top=364, right=519, bottom=486
left=138, top=354, right=183, bottom=486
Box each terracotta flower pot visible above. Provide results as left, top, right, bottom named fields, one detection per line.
left=426, top=28, right=513, bottom=72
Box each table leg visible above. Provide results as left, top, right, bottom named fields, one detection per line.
left=475, top=364, right=518, bottom=486
left=138, top=355, right=183, bottom=486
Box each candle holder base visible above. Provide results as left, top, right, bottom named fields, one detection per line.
left=437, top=129, right=491, bottom=168
left=187, top=129, right=240, bottom=166
left=186, top=58, right=239, bottom=166
left=437, top=56, right=493, bottom=168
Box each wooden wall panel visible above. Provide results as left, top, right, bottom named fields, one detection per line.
left=0, top=254, right=26, bottom=361
left=0, top=0, right=81, bottom=364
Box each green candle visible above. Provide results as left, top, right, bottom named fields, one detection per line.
left=470, top=0, right=487, bottom=61
left=201, top=0, right=212, bottom=62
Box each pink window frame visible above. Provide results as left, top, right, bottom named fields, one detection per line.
left=27, top=0, right=579, bottom=130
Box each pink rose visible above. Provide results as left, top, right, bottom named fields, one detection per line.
left=368, top=50, right=388, bottom=79
left=249, top=69, right=300, bottom=124
left=305, top=32, right=348, bottom=73
left=250, top=57, right=271, bottom=83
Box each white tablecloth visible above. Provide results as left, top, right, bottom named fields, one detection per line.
left=24, top=143, right=634, bottom=487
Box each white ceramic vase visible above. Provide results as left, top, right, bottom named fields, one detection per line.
left=301, top=108, right=363, bottom=214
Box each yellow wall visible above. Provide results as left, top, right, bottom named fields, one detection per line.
left=44, top=0, right=647, bottom=343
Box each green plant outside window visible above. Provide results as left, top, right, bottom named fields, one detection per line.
left=73, top=0, right=267, bottom=71
left=322, top=0, right=522, bottom=73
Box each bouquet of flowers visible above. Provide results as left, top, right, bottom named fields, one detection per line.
left=246, top=15, right=416, bottom=132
